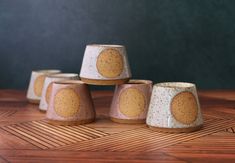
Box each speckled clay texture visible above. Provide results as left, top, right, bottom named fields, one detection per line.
left=26, top=70, right=61, bottom=102
left=80, top=44, right=131, bottom=80
left=146, top=82, right=203, bottom=129
left=39, top=73, right=79, bottom=111
left=110, top=80, right=152, bottom=120
left=46, top=80, right=95, bottom=122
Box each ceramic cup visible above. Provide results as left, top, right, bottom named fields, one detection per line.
left=26, top=69, right=61, bottom=104
left=39, top=73, right=79, bottom=112
left=80, top=44, right=132, bottom=85
left=46, top=80, right=96, bottom=125
left=146, top=82, right=203, bottom=133
left=109, top=80, right=152, bottom=124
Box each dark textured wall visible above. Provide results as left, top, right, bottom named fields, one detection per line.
left=0, top=0, right=234, bottom=89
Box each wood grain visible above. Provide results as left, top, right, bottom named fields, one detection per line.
left=0, top=89, right=235, bottom=162
left=0, top=109, right=16, bottom=119
left=1, top=120, right=108, bottom=149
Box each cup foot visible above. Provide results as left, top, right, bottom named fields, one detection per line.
left=110, top=117, right=146, bottom=124
left=46, top=118, right=95, bottom=126
left=148, top=125, right=203, bottom=133
left=39, top=109, right=46, bottom=113
left=80, top=77, right=130, bottom=85
left=27, top=98, right=40, bottom=104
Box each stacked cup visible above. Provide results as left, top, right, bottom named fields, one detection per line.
left=46, top=80, right=96, bottom=125
left=146, top=82, right=203, bottom=133
left=27, top=69, right=61, bottom=104
left=80, top=44, right=131, bottom=85
left=39, top=73, right=79, bottom=112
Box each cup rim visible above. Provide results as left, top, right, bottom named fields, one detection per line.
left=154, top=82, right=196, bottom=88
left=47, top=73, right=78, bottom=78
left=122, top=79, right=152, bottom=85
left=33, top=69, right=61, bottom=73
left=87, top=44, right=124, bottom=48
left=54, top=80, right=85, bottom=85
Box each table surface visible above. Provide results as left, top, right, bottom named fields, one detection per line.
left=0, top=89, right=235, bottom=163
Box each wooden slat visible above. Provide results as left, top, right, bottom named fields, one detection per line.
left=57, top=119, right=235, bottom=152
left=163, top=132, right=235, bottom=152
left=2, top=126, right=48, bottom=149
left=162, top=132, right=235, bottom=162
left=0, top=150, right=183, bottom=163
left=0, top=155, right=8, bottom=163
left=226, top=127, right=235, bottom=133
left=0, top=109, right=16, bottom=119
left=1, top=120, right=109, bottom=149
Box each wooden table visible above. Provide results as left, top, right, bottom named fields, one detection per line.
left=0, top=89, right=235, bottom=163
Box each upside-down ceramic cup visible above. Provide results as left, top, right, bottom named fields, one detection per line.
left=146, top=82, right=203, bottom=133
left=110, top=80, right=152, bottom=124
left=26, top=69, right=61, bottom=104
left=46, top=80, right=96, bottom=125
left=39, top=73, right=79, bottom=112
left=80, top=44, right=132, bottom=85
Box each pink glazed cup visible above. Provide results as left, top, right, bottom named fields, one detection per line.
left=109, top=80, right=152, bottom=124
left=46, top=80, right=96, bottom=126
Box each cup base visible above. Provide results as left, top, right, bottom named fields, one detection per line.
left=46, top=118, right=95, bottom=126
left=80, top=77, right=130, bottom=85
left=110, top=117, right=146, bottom=124
left=27, top=98, right=40, bottom=104
left=148, top=125, right=203, bottom=133
left=39, top=109, right=46, bottom=113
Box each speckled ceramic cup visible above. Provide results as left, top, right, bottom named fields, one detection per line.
left=80, top=44, right=132, bottom=85
left=110, top=80, right=152, bottom=124
left=26, top=69, right=61, bottom=104
left=146, top=82, right=203, bottom=133
left=39, top=73, right=79, bottom=112
left=46, top=80, right=96, bottom=126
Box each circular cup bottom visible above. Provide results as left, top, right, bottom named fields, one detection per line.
left=110, top=117, right=146, bottom=124
left=80, top=77, right=130, bottom=85
left=148, top=125, right=203, bottom=133
left=46, top=118, right=95, bottom=126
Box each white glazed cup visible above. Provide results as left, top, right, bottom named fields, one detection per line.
left=39, top=73, right=79, bottom=112
left=26, top=69, right=61, bottom=104
left=146, top=82, right=203, bottom=133
left=46, top=80, right=96, bottom=126
left=80, top=44, right=132, bottom=85
left=110, top=80, right=152, bottom=124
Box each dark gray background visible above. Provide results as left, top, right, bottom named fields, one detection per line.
left=0, top=0, right=234, bottom=89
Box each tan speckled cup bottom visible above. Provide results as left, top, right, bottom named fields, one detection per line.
left=96, top=48, right=124, bottom=78
left=46, top=118, right=95, bottom=126
left=119, top=88, right=146, bottom=118
left=110, top=117, right=146, bottom=124
left=80, top=77, right=130, bottom=85
left=27, top=98, right=40, bottom=104
left=53, top=88, right=80, bottom=118
left=34, top=75, right=46, bottom=97
left=45, top=83, right=53, bottom=104
left=148, top=125, right=203, bottom=133
left=171, top=91, right=198, bottom=125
